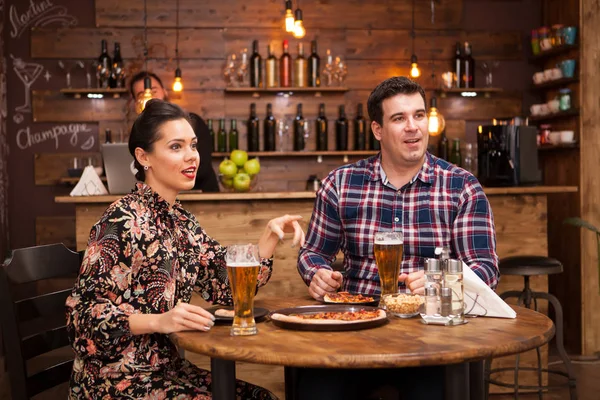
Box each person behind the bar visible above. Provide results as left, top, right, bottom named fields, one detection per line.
left=129, top=71, right=220, bottom=193
left=66, top=99, right=304, bottom=399
left=294, top=77, right=499, bottom=399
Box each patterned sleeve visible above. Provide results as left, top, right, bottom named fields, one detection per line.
left=193, top=225, right=273, bottom=305
left=297, top=173, right=344, bottom=286
left=452, top=176, right=500, bottom=289
left=66, top=207, right=138, bottom=359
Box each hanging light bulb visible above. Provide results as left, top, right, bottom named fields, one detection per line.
left=284, top=0, right=295, bottom=32
left=136, top=76, right=153, bottom=114
left=293, top=8, right=306, bottom=38
left=172, top=67, right=183, bottom=92
left=410, top=54, right=421, bottom=78
left=427, top=97, right=445, bottom=136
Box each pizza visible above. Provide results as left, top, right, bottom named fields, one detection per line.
left=323, top=291, right=375, bottom=304
left=271, top=308, right=386, bottom=325
left=214, top=308, right=235, bottom=318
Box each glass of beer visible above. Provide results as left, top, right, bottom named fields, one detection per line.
left=374, top=230, right=404, bottom=306
left=225, top=244, right=260, bottom=336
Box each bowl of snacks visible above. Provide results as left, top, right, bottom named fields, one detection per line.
left=381, top=293, right=424, bottom=318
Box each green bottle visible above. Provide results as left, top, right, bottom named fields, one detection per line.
left=207, top=119, right=215, bottom=153
left=449, top=138, right=462, bottom=167
left=228, top=119, right=239, bottom=152
left=217, top=118, right=227, bottom=152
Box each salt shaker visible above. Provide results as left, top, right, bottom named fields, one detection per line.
left=440, top=287, right=452, bottom=317
left=424, top=258, right=442, bottom=292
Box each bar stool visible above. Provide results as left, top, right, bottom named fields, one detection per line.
left=485, top=256, right=577, bottom=399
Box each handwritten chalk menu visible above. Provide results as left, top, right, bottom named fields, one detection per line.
left=16, top=122, right=98, bottom=152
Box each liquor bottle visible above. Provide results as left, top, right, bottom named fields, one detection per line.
left=228, top=119, right=239, bottom=152
left=264, top=103, right=276, bottom=151
left=265, top=44, right=277, bottom=88
left=105, top=128, right=112, bottom=144
left=250, top=40, right=262, bottom=88
left=307, top=40, right=320, bottom=87
left=449, top=138, right=462, bottom=167
left=109, top=42, right=125, bottom=88
left=207, top=119, right=215, bottom=153
left=463, top=42, right=475, bottom=88
left=280, top=39, right=292, bottom=88
left=293, top=104, right=305, bottom=151
left=217, top=119, right=227, bottom=152
left=335, top=105, right=348, bottom=151
left=368, top=124, right=380, bottom=151
left=97, top=39, right=112, bottom=89
left=247, top=103, right=260, bottom=151
left=453, top=42, right=462, bottom=88
left=294, top=42, right=308, bottom=88
left=354, top=103, right=366, bottom=150
left=315, top=103, right=328, bottom=151
left=438, top=130, right=449, bottom=161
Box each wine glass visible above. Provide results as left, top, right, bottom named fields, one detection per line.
left=481, top=61, right=500, bottom=88
left=322, top=49, right=334, bottom=87
left=333, top=56, right=348, bottom=86
left=236, top=48, right=249, bottom=87
left=303, top=120, right=311, bottom=150
left=277, top=119, right=290, bottom=152
left=223, top=53, right=238, bottom=86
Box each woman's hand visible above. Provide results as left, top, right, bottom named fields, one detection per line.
left=129, top=303, right=215, bottom=335
left=258, top=214, right=305, bottom=258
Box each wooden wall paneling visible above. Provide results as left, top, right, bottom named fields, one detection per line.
left=31, top=28, right=225, bottom=59
left=580, top=0, right=600, bottom=356
left=35, top=216, right=76, bottom=249
left=34, top=152, right=102, bottom=185
left=95, top=0, right=463, bottom=30
left=345, top=60, right=455, bottom=90
left=346, top=30, right=523, bottom=60
left=438, top=93, right=523, bottom=120
left=98, top=121, right=131, bottom=143
left=147, top=59, right=226, bottom=91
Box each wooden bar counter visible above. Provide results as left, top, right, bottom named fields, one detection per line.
left=56, top=185, right=577, bottom=396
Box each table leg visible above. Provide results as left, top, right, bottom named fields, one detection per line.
left=211, top=358, right=236, bottom=400
left=469, top=361, right=485, bottom=400
left=445, top=362, right=469, bottom=400
left=284, top=366, right=298, bottom=400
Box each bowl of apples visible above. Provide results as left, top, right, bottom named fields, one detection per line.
left=218, top=150, right=261, bottom=193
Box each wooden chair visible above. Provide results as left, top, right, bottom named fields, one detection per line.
left=0, top=243, right=81, bottom=400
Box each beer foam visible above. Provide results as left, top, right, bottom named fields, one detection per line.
left=374, top=239, right=404, bottom=245
left=226, top=262, right=261, bottom=267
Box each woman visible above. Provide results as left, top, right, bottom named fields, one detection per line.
left=66, top=99, right=304, bottom=399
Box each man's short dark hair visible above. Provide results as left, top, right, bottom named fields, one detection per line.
left=367, top=77, right=427, bottom=126
left=129, top=71, right=164, bottom=98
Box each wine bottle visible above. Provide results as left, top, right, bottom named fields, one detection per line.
left=217, top=119, right=227, bottom=152
left=110, top=42, right=124, bottom=88
left=438, top=130, right=449, bottom=161
left=228, top=119, right=239, bottom=152
left=293, top=104, right=305, bottom=151
left=264, top=103, right=276, bottom=151
left=294, top=42, right=307, bottom=88
left=247, top=103, right=260, bottom=151
left=354, top=103, right=366, bottom=150
left=250, top=40, right=262, bottom=88
left=463, top=42, right=475, bottom=88
left=265, top=44, right=277, bottom=88
left=207, top=119, right=215, bottom=153
left=453, top=42, right=462, bottom=88
left=335, top=105, right=348, bottom=151
left=97, top=39, right=112, bottom=89
left=308, top=40, right=320, bottom=87
left=449, top=138, right=462, bottom=166
left=105, top=128, right=112, bottom=144
left=315, top=103, right=328, bottom=151
left=280, top=39, right=292, bottom=88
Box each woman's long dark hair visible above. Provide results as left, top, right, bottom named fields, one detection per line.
left=128, top=99, right=191, bottom=181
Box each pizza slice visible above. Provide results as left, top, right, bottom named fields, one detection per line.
left=323, top=291, right=375, bottom=304
left=271, top=309, right=386, bottom=325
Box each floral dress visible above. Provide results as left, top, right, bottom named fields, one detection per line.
left=66, top=183, right=277, bottom=400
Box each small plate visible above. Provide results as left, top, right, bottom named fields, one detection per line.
left=206, top=306, right=269, bottom=323
left=321, top=292, right=380, bottom=307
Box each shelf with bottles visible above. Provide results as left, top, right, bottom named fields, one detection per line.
left=224, top=86, right=348, bottom=98
left=60, top=87, right=128, bottom=99
left=213, top=150, right=377, bottom=158
left=436, top=87, right=503, bottom=98
left=528, top=108, right=580, bottom=122
left=530, top=44, right=579, bottom=62
left=531, top=76, right=579, bottom=91
left=537, top=142, right=579, bottom=151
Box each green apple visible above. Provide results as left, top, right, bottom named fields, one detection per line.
left=233, top=172, right=251, bottom=192
left=219, top=159, right=238, bottom=178
left=230, top=149, right=248, bottom=167
left=221, top=176, right=234, bottom=188
left=243, top=158, right=261, bottom=176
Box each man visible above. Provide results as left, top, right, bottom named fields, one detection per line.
left=294, top=77, right=499, bottom=399
left=129, top=72, right=219, bottom=192
left=298, top=76, right=498, bottom=299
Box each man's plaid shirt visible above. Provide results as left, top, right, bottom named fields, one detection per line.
left=298, top=153, right=499, bottom=294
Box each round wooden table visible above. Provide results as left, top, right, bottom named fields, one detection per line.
left=171, top=296, right=554, bottom=400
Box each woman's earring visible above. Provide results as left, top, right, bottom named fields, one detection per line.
left=144, top=166, right=149, bottom=171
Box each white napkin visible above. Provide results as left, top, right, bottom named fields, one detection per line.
left=70, top=165, right=109, bottom=196
left=463, top=262, right=516, bottom=318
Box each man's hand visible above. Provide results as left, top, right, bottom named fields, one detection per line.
left=308, top=269, right=343, bottom=301
left=398, top=270, right=426, bottom=295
